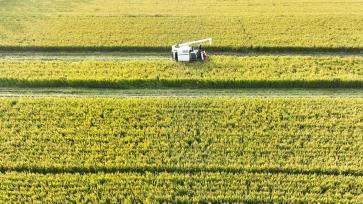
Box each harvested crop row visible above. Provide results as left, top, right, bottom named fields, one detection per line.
left=0, top=97, right=362, bottom=174
left=0, top=56, right=362, bottom=88
left=1, top=172, right=363, bottom=203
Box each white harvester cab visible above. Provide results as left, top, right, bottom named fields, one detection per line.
left=171, top=38, right=212, bottom=62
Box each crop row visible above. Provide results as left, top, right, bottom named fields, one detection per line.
left=0, top=97, right=362, bottom=173
left=1, top=171, right=363, bottom=203
left=0, top=1, right=362, bottom=50
left=0, top=56, right=362, bottom=88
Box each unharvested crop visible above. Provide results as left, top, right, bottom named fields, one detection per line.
left=0, top=97, right=362, bottom=174
left=0, top=0, right=362, bottom=50
left=1, top=1, right=363, bottom=202
left=1, top=172, right=363, bottom=203
left=0, top=56, right=362, bottom=88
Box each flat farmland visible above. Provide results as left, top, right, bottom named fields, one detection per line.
left=0, top=55, right=362, bottom=88
left=0, top=0, right=362, bottom=50
left=0, top=97, right=363, bottom=202
left=1, top=0, right=363, bottom=202
left=2, top=172, right=363, bottom=203
left=1, top=97, right=362, bottom=173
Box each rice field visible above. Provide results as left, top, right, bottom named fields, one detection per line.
left=0, top=97, right=362, bottom=202
left=0, top=0, right=362, bottom=50
left=0, top=55, right=362, bottom=88
left=1, top=0, right=363, bottom=202
left=1, top=172, right=363, bottom=203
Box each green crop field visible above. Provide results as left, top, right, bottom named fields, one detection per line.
left=0, top=0, right=362, bottom=50
left=0, top=97, right=363, bottom=202
left=1, top=55, right=362, bottom=88
left=1, top=0, right=363, bottom=202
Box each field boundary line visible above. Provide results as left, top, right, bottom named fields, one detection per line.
left=0, top=51, right=362, bottom=61
left=0, top=46, right=362, bottom=55
left=1, top=78, right=363, bottom=89
left=1, top=165, right=363, bottom=177
left=0, top=88, right=362, bottom=98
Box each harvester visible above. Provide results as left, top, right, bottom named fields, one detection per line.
left=171, top=38, right=212, bottom=62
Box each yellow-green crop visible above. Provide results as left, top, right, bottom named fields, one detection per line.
left=0, top=0, right=362, bottom=50
left=0, top=56, right=362, bottom=88
left=1, top=97, right=362, bottom=174
left=1, top=172, right=363, bottom=203
left=0, top=97, right=363, bottom=202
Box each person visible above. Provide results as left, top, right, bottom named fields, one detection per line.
left=197, top=44, right=203, bottom=59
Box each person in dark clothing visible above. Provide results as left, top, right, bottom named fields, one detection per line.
left=197, top=44, right=203, bottom=59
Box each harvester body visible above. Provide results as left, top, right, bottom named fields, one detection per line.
left=171, top=38, right=212, bottom=62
